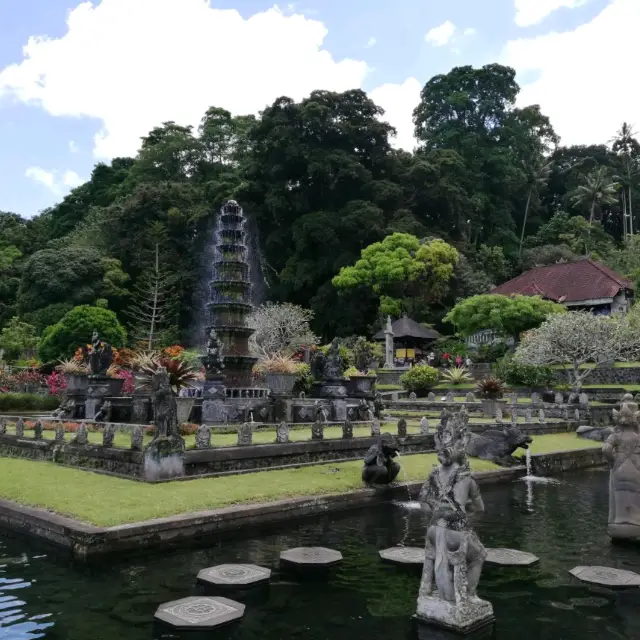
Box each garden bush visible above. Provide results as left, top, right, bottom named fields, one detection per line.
left=400, top=365, right=439, bottom=396
left=39, top=305, right=127, bottom=363
left=496, top=357, right=555, bottom=388
left=0, top=393, right=60, bottom=412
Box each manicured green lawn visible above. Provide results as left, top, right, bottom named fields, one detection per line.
left=0, top=433, right=600, bottom=527
left=517, top=432, right=601, bottom=456
left=0, top=455, right=498, bottom=527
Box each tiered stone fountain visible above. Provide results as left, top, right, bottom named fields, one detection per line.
left=201, top=200, right=269, bottom=423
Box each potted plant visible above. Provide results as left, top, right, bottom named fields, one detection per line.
left=130, top=351, right=161, bottom=395
left=105, top=364, right=126, bottom=396
left=400, top=365, right=439, bottom=398
left=475, top=377, right=506, bottom=416
left=262, top=354, right=298, bottom=396
left=343, top=366, right=377, bottom=396
left=56, top=359, right=89, bottom=394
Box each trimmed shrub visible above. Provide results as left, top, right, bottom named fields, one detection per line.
left=496, top=358, right=555, bottom=388
left=0, top=393, right=60, bottom=412
left=400, top=365, right=439, bottom=396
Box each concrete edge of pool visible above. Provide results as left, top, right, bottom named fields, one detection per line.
left=0, top=448, right=605, bottom=558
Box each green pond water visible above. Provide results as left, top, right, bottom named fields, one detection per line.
left=1, top=469, right=640, bottom=639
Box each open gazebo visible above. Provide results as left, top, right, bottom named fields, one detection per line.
left=373, top=314, right=441, bottom=362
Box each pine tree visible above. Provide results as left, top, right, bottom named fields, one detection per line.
left=126, top=224, right=178, bottom=349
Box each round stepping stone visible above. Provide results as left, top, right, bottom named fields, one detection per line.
left=280, top=546, right=343, bottom=568
left=485, top=548, right=540, bottom=567
left=154, top=596, right=244, bottom=630
left=569, top=566, right=640, bottom=589
left=379, top=546, right=425, bottom=565
left=197, top=564, right=271, bottom=588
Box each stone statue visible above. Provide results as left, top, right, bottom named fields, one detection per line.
left=143, top=368, right=185, bottom=480
left=94, top=399, right=112, bottom=423
left=151, top=368, right=180, bottom=439
left=310, top=349, right=327, bottom=381
left=0, top=418, right=6, bottom=436
left=342, top=419, right=353, bottom=439
left=195, top=424, right=211, bottom=449
left=15, top=417, right=24, bottom=437
left=324, top=338, right=344, bottom=379
left=54, top=424, right=65, bottom=442
left=466, top=424, right=532, bottom=465
left=86, top=331, right=114, bottom=376
left=131, top=426, right=144, bottom=451
left=416, top=409, right=494, bottom=632
left=362, top=433, right=400, bottom=484
left=52, top=398, right=75, bottom=420
left=33, top=420, right=43, bottom=439
left=276, top=421, right=290, bottom=444
left=603, top=394, right=640, bottom=541
left=102, top=424, right=115, bottom=448
left=373, top=391, right=385, bottom=419
left=201, top=329, right=224, bottom=378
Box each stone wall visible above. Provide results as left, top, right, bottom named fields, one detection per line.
left=0, top=432, right=434, bottom=479
left=376, top=368, right=409, bottom=386
left=554, top=366, right=640, bottom=386
left=529, top=448, right=605, bottom=475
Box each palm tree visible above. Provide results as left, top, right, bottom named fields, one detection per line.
left=570, top=167, right=619, bottom=255
left=519, top=158, right=553, bottom=256
left=611, top=122, right=640, bottom=237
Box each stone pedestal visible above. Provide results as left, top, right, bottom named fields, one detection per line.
left=143, top=436, right=185, bottom=480
left=202, top=399, right=228, bottom=424
left=132, top=397, right=150, bottom=424
left=85, top=398, right=100, bottom=420
left=415, top=595, right=494, bottom=634
left=88, top=375, right=124, bottom=399
left=332, top=399, right=347, bottom=422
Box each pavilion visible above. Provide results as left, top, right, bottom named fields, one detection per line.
left=373, top=314, right=441, bottom=361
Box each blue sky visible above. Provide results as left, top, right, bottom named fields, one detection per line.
left=0, top=0, right=628, bottom=218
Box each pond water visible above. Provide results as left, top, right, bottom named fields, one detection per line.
left=2, top=469, right=640, bottom=639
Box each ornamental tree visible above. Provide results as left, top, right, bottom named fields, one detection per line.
left=332, top=232, right=459, bottom=317
left=249, top=302, right=318, bottom=359
left=39, top=305, right=127, bottom=363
left=0, top=317, right=39, bottom=362
left=514, top=311, right=640, bottom=391
left=444, top=294, right=565, bottom=341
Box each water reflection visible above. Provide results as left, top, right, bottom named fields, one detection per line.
left=0, top=470, right=638, bottom=639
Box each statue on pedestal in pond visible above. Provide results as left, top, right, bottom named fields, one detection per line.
left=362, top=433, right=400, bottom=484
left=416, top=409, right=494, bottom=633
left=603, top=394, right=640, bottom=542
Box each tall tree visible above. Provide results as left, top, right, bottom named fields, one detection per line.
left=519, top=159, right=553, bottom=256
left=611, top=122, right=640, bottom=238
left=125, top=223, right=178, bottom=349
left=570, top=168, right=619, bottom=254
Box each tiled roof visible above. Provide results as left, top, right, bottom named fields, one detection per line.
left=373, top=315, right=441, bottom=341
left=491, top=259, right=633, bottom=303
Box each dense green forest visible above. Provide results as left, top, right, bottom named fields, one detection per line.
left=2, top=63, right=640, bottom=346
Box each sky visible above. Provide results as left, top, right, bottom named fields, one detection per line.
left=0, top=0, right=634, bottom=218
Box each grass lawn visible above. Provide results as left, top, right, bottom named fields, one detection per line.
left=0, top=433, right=600, bottom=527
left=0, top=455, right=498, bottom=527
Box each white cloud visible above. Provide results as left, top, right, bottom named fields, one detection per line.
left=63, top=169, right=83, bottom=187
left=370, top=78, right=422, bottom=152
left=502, top=0, right=639, bottom=147
left=25, top=166, right=55, bottom=189
left=463, top=27, right=477, bottom=36
left=68, top=139, right=78, bottom=152
left=365, top=36, right=377, bottom=48
left=425, top=20, right=456, bottom=46
left=25, top=166, right=83, bottom=193
left=0, top=0, right=371, bottom=159
left=514, top=0, right=590, bottom=27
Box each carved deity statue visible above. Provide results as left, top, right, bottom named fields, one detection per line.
left=416, top=409, right=493, bottom=631
left=151, top=368, right=181, bottom=439
left=362, top=433, right=400, bottom=484
left=603, top=394, right=640, bottom=541
left=201, top=329, right=224, bottom=378
left=86, top=330, right=114, bottom=376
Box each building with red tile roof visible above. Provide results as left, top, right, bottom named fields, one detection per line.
left=491, top=259, right=634, bottom=314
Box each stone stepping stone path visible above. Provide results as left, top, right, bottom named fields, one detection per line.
left=485, top=548, right=540, bottom=567
left=197, top=564, right=271, bottom=589
left=154, top=596, right=245, bottom=630
left=569, top=566, right=640, bottom=589
left=280, top=546, right=343, bottom=568
left=379, top=546, right=425, bottom=565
